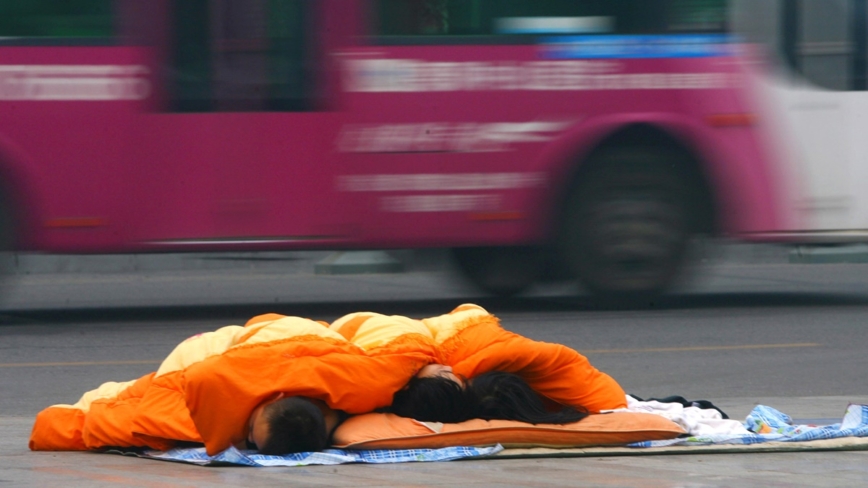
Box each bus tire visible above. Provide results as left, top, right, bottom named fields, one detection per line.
left=451, top=246, right=542, bottom=297
left=559, top=147, right=695, bottom=299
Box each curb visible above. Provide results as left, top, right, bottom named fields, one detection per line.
left=4, top=251, right=329, bottom=275
left=789, top=244, right=868, bottom=264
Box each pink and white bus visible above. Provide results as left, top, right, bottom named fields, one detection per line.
left=730, top=0, right=868, bottom=239
left=0, top=0, right=844, bottom=298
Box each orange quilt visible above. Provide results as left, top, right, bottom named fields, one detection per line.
left=334, top=304, right=628, bottom=413
left=30, top=315, right=439, bottom=455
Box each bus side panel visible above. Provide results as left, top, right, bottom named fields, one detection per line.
left=337, top=46, right=554, bottom=248
left=0, top=46, right=148, bottom=252
left=337, top=45, right=789, bottom=248
left=127, top=111, right=344, bottom=248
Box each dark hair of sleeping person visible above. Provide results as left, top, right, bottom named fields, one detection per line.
left=390, top=375, right=476, bottom=423
left=469, top=371, right=588, bottom=424
left=258, top=397, right=328, bottom=455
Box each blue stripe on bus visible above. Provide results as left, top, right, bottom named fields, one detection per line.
left=541, top=34, right=734, bottom=59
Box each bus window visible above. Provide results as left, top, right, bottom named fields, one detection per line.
left=733, top=0, right=863, bottom=91
left=797, top=0, right=853, bottom=91
left=373, top=0, right=728, bottom=41
left=0, top=0, right=114, bottom=41
left=169, top=0, right=315, bottom=112
left=729, top=0, right=780, bottom=53
left=668, top=0, right=727, bottom=32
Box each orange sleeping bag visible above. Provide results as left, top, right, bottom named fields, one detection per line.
left=423, top=304, right=627, bottom=412
left=333, top=304, right=627, bottom=413
left=30, top=315, right=439, bottom=455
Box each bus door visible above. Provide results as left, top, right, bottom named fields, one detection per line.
left=129, top=0, right=345, bottom=249
left=776, top=0, right=865, bottom=231
left=733, top=0, right=868, bottom=232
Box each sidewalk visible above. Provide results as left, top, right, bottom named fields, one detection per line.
left=3, top=242, right=868, bottom=313
left=3, top=242, right=791, bottom=275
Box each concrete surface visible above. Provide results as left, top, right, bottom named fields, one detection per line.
left=789, top=244, right=868, bottom=264
left=2, top=242, right=868, bottom=486
left=4, top=398, right=868, bottom=487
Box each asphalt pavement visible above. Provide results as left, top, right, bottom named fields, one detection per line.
left=2, top=243, right=868, bottom=486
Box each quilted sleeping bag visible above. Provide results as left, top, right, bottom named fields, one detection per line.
left=30, top=315, right=439, bottom=455
left=333, top=303, right=628, bottom=413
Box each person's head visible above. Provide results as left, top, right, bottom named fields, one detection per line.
left=390, top=364, right=475, bottom=423
left=247, top=395, right=337, bottom=454
left=416, top=364, right=463, bottom=386
left=469, top=371, right=588, bottom=425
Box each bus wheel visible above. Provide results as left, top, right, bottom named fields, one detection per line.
left=559, top=147, right=694, bottom=299
left=451, top=246, right=542, bottom=296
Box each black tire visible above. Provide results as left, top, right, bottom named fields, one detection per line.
left=559, top=147, right=695, bottom=299
left=451, top=246, right=542, bottom=297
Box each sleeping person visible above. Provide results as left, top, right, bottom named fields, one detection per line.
left=31, top=304, right=626, bottom=455
left=30, top=315, right=438, bottom=455
left=331, top=304, right=627, bottom=424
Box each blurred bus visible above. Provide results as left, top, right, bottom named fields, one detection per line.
left=0, top=0, right=851, bottom=299
left=730, top=0, right=868, bottom=238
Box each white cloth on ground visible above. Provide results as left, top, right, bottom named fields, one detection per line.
left=603, top=395, right=751, bottom=436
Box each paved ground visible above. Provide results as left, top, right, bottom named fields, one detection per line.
left=4, top=404, right=868, bottom=488
left=2, top=243, right=868, bottom=486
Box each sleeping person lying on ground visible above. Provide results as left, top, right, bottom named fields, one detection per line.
left=391, top=366, right=589, bottom=425
left=331, top=303, right=626, bottom=424
left=30, top=314, right=438, bottom=455
left=244, top=394, right=346, bottom=454
left=32, top=304, right=625, bottom=455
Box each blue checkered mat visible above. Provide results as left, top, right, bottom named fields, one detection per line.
left=132, top=404, right=868, bottom=466
left=141, top=445, right=503, bottom=467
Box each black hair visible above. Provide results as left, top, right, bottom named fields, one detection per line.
left=469, top=371, right=588, bottom=425
left=390, top=375, right=475, bottom=423
left=258, top=397, right=328, bottom=455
